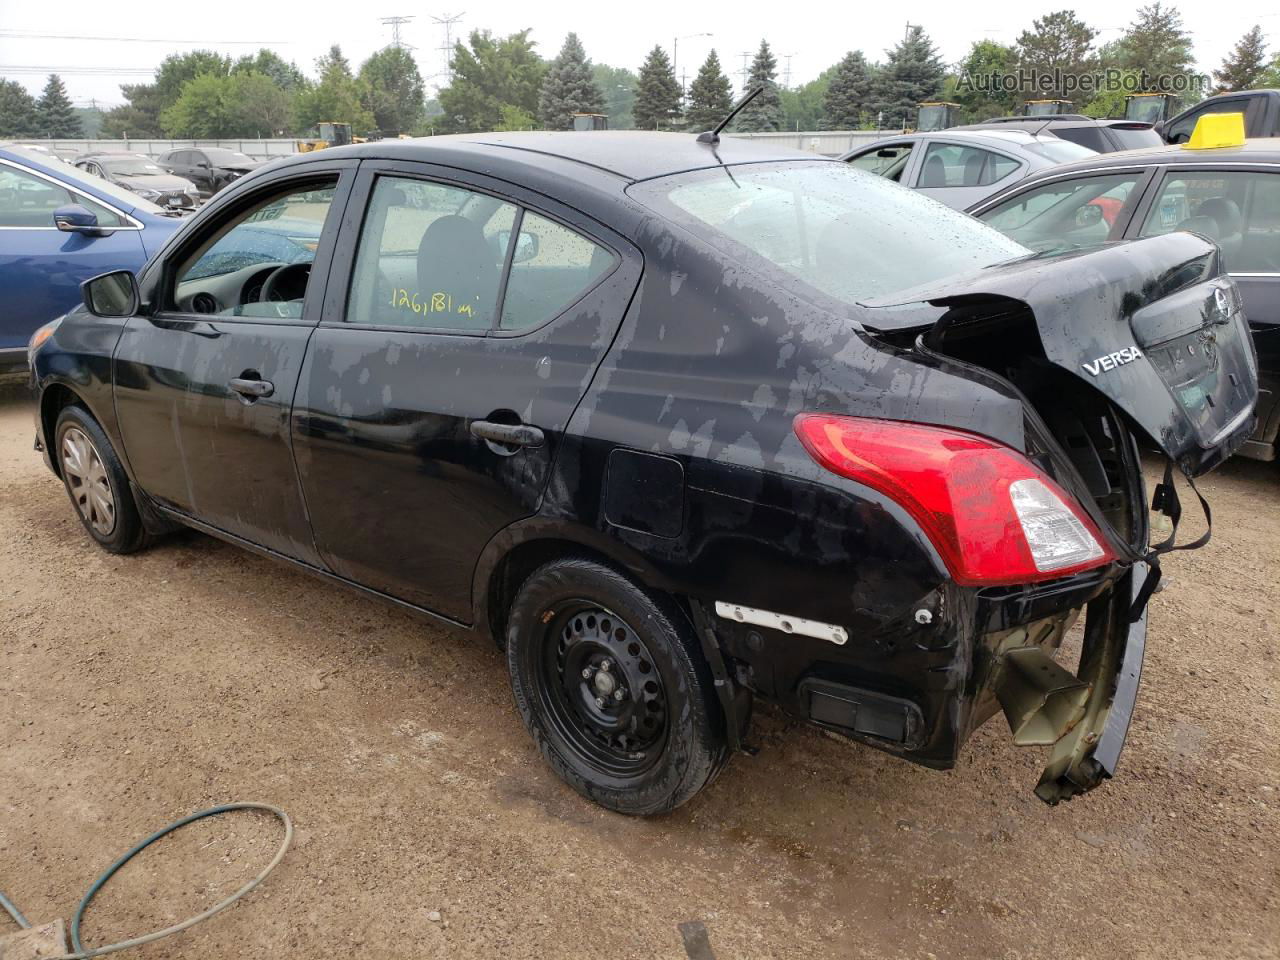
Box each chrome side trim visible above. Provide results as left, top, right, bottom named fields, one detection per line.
left=714, top=601, right=849, bottom=645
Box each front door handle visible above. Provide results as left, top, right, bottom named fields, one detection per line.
left=469, top=420, right=544, bottom=448
left=229, top=377, right=274, bottom=399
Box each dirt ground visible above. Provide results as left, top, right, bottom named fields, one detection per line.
left=0, top=382, right=1277, bottom=960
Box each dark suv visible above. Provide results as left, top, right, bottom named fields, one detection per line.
left=28, top=132, right=1258, bottom=815
left=961, top=116, right=1164, bottom=153
left=156, top=147, right=263, bottom=197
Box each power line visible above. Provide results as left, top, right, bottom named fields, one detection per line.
left=0, top=65, right=158, bottom=75
left=0, top=29, right=289, bottom=44
left=379, top=16, right=415, bottom=50
left=431, top=12, right=464, bottom=83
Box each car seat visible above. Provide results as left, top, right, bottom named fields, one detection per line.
left=963, top=152, right=986, bottom=187
left=1194, top=197, right=1244, bottom=264
left=919, top=154, right=948, bottom=188
left=416, top=215, right=499, bottom=330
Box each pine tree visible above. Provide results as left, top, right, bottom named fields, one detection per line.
left=538, top=33, right=606, bottom=130
left=685, top=50, right=733, bottom=131
left=1215, top=26, right=1268, bottom=91
left=736, top=40, right=782, bottom=131
left=37, top=74, right=81, bottom=138
left=1115, top=3, right=1194, bottom=87
left=633, top=45, right=682, bottom=130
left=822, top=51, right=871, bottom=129
left=869, top=26, right=945, bottom=126
left=0, top=80, right=42, bottom=137
left=1015, top=11, right=1098, bottom=102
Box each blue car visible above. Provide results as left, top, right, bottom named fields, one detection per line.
left=0, top=144, right=183, bottom=377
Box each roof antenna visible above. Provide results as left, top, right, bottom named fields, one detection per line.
left=697, top=86, right=763, bottom=145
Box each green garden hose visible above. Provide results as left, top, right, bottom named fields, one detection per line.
left=0, top=802, right=291, bottom=959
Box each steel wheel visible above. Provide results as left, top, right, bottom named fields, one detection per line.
left=60, top=425, right=116, bottom=537
left=538, top=603, right=670, bottom=778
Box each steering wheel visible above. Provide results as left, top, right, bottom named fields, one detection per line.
left=258, top=262, right=311, bottom=314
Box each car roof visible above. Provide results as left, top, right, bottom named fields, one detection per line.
left=958, top=117, right=1151, bottom=132
left=1011, top=136, right=1280, bottom=176
left=274, top=131, right=829, bottom=185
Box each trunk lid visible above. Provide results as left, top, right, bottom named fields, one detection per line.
left=862, top=233, right=1259, bottom=475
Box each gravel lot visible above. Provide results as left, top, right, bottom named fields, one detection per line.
left=1, top=382, right=1277, bottom=960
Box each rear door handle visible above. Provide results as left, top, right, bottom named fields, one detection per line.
left=229, top=377, right=274, bottom=399
left=469, top=420, right=545, bottom=448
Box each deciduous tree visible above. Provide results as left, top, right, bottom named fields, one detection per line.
left=438, top=30, right=546, bottom=133
left=294, top=45, right=374, bottom=135
left=1215, top=25, right=1268, bottom=92
left=359, top=46, right=426, bottom=136
left=1015, top=10, right=1098, bottom=103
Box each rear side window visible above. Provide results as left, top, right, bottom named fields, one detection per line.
left=1138, top=170, right=1280, bottom=273
left=347, top=175, right=615, bottom=332
left=500, top=211, right=615, bottom=331
left=918, top=143, right=1018, bottom=188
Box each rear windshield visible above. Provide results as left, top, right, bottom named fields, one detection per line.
left=1025, top=139, right=1097, bottom=163
left=204, top=149, right=254, bottom=165
left=1107, top=125, right=1164, bottom=150
left=629, top=161, right=1028, bottom=304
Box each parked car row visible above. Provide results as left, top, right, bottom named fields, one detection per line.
left=25, top=127, right=1259, bottom=816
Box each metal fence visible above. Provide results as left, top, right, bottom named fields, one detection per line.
left=12, top=131, right=898, bottom=161
left=12, top=138, right=301, bottom=160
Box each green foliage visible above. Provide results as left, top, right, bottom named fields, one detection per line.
left=1260, top=55, right=1280, bottom=90
left=0, top=80, right=41, bottom=137
left=37, top=74, right=81, bottom=137
left=953, top=40, right=1019, bottom=120
left=1083, top=66, right=1142, bottom=117
left=496, top=104, right=537, bottom=130
left=295, top=45, right=374, bottom=135
left=822, top=51, right=871, bottom=129
left=437, top=30, right=546, bottom=133
left=1114, top=3, right=1194, bottom=86
left=870, top=26, right=944, bottom=127
left=686, top=50, right=733, bottom=131
left=1015, top=10, right=1099, bottom=102
left=539, top=33, right=605, bottom=131
left=359, top=46, right=426, bottom=136
left=101, top=50, right=232, bottom=138
left=781, top=72, right=832, bottom=131
left=75, top=106, right=104, bottom=138
left=634, top=45, right=681, bottom=130
left=593, top=63, right=636, bottom=129
left=1215, top=26, right=1268, bottom=92
left=234, top=49, right=307, bottom=91
left=736, top=40, right=782, bottom=131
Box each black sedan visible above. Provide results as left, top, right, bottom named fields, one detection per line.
left=156, top=147, right=263, bottom=197
left=28, top=132, right=1257, bottom=814
left=969, top=137, right=1280, bottom=462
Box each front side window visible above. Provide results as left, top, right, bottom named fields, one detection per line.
left=0, top=162, right=125, bottom=228
left=978, top=172, right=1143, bottom=253
left=630, top=161, right=1028, bottom=305
left=918, top=143, right=1019, bottom=188
left=1138, top=170, right=1280, bottom=273
left=1166, top=101, right=1245, bottom=144
left=173, top=179, right=336, bottom=316
left=846, top=142, right=913, bottom=182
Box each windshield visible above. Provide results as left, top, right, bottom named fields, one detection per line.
left=100, top=156, right=167, bottom=176
left=630, top=161, right=1028, bottom=304
left=204, top=149, right=254, bottom=166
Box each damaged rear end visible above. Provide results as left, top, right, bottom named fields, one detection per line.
left=859, top=232, right=1258, bottom=802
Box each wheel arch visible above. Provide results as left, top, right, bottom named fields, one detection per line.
left=39, top=381, right=92, bottom=478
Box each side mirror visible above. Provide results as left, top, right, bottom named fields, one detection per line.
left=196, top=161, right=210, bottom=169
left=54, top=204, right=103, bottom=236
left=512, top=230, right=539, bottom=264
left=1153, top=120, right=1165, bottom=136
left=82, top=270, right=140, bottom=318
left=1075, top=204, right=1104, bottom=228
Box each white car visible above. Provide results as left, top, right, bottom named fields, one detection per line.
left=840, top=129, right=1097, bottom=210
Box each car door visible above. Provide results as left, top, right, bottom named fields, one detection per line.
left=0, top=155, right=147, bottom=359
left=112, top=161, right=356, bottom=562
left=914, top=140, right=1024, bottom=210
left=291, top=162, right=642, bottom=620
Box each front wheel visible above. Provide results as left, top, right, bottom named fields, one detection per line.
left=505, top=558, right=728, bottom=815
left=54, top=405, right=147, bottom=554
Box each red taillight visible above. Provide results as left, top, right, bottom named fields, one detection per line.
left=793, top=414, right=1114, bottom=586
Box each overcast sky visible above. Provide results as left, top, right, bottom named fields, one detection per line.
left=2, top=1, right=1278, bottom=108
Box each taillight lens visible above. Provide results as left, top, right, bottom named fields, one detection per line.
left=793, top=414, right=1113, bottom=586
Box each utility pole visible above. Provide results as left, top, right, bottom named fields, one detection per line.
left=379, top=15, right=415, bottom=49
left=739, top=51, right=752, bottom=96
left=782, top=53, right=796, bottom=89
left=432, top=12, right=465, bottom=83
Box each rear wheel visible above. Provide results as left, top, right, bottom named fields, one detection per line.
left=55, top=405, right=147, bottom=554
left=505, top=558, right=728, bottom=815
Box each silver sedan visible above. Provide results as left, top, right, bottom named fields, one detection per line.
left=840, top=129, right=1097, bottom=210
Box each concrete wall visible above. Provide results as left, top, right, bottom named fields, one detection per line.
left=726, top=130, right=901, bottom=156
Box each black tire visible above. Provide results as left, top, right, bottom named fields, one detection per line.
left=53, top=405, right=148, bottom=554
left=506, top=557, right=729, bottom=815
